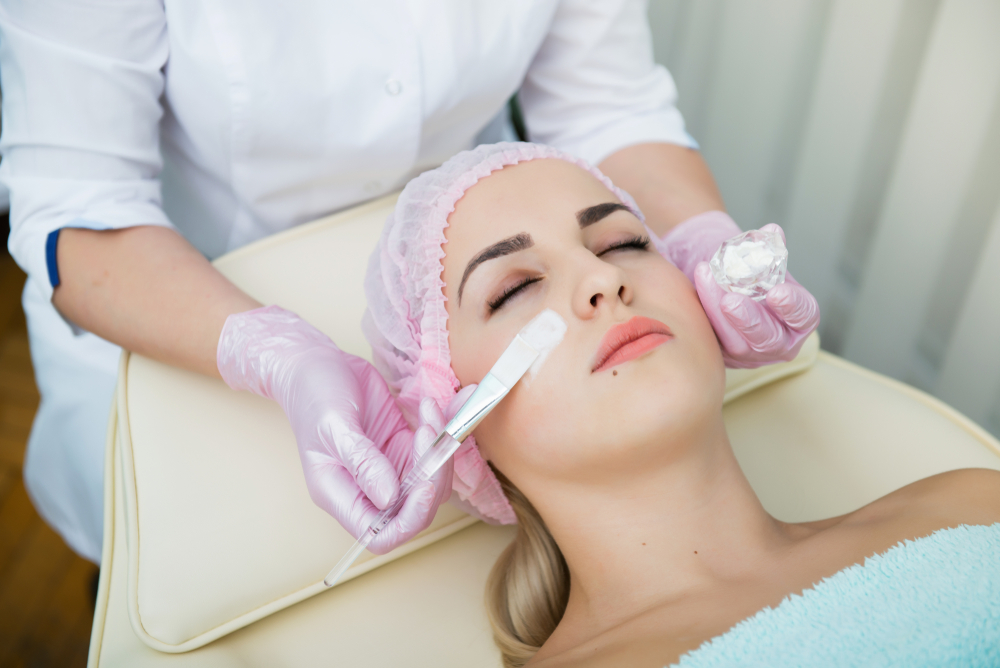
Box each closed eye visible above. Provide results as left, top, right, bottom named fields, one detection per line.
left=488, top=276, right=542, bottom=313
left=597, top=235, right=650, bottom=256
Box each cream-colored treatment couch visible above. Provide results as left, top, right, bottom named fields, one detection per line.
left=87, top=194, right=1000, bottom=667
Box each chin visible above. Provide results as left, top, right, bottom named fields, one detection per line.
left=611, top=358, right=724, bottom=432
left=627, top=391, right=714, bottom=439
left=478, top=346, right=724, bottom=479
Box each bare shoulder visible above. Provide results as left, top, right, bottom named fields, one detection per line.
left=850, top=468, right=1000, bottom=530
left=789, top=469, right=1000, bottom=595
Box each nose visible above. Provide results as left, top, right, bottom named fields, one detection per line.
left=571, top=252, right=633, bottom=319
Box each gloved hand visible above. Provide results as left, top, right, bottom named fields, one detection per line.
left=657, top=211, right=820, bottom=369
left=217, top=305, right=469, bottom=553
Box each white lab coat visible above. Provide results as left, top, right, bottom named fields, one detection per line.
left=0, top=0, right=693, bottom=563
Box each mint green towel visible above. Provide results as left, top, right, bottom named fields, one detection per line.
left=672, top=523, right=1000, bottom=667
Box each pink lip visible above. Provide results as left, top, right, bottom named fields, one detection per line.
left=592, top=316, right=673, bottom=373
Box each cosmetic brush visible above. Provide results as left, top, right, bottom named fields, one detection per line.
left=323, top=308, right=566, bottom=587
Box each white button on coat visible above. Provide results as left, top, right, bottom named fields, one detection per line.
left=0, top=0, right=694, bottom=563
left=385, top=79, right=403, bottom=96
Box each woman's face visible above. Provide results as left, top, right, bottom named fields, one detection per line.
left=442, top=159, right=725, bottom=492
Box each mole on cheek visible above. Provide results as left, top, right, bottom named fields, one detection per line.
left=613, top=370, right=618, bottom=376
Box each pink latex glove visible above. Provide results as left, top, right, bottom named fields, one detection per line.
left=217, top=305, right=469, bottom=554
left=657, top=211, right=820, bottom=369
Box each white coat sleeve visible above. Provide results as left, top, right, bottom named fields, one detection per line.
left=518, top=0, right=697, bottom=166
left=0, top=0, right=174, bottom=302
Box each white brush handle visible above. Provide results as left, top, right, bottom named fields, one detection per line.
left=323, top=431, right=461, bottom=587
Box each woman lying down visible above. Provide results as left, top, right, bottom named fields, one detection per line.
left=361, top=143, right=1000, bottom=667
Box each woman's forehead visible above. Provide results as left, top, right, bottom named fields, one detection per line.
left=447, top=159, right=622, bottom=240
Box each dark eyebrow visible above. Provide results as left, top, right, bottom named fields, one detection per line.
left=576, top=202, right=631, bottom=228
left=458, top=233, right=534, bottom=304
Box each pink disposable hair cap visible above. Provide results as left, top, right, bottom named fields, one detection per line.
left=362, top=142, right=644, bottom=525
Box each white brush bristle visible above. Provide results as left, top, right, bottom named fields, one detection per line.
left=491, top=337, right=538, bottom=388
left=489, top=309, right=567, bottom=388
left=518, top=309, right=567, bottom=353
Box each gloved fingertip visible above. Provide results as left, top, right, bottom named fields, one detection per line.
left=418, top=397, right=444, bottom=431
left=767, top=283, right=820, bottom=331
left=694, top=264, right=731, bottom=306
left=445, top=384, right=477, bottom=421
left=722, top=296, right=785, bottom=352
left=694, top=261, right=714, bottom=282
left=759, top=223, right=786, bottom=243
left=370, top=478, right=401, bottom=511
left=429, top=462, right=454, bottom=494
left=454, top=383, right=478, bottom=402
left=411, top=424, right=439, bottom=458
left=720, top=292, right=749, bottom=320
left=418, top=396, right=434, bottom=417
left=765, top=283, right=795, bottom=309
left=373, top=481, right=437, bottom=554
left=415, top=480, right=436, bottom=504
left=406, top=481, right=437, bottom=519
left=355, top=453, right=401, bottom=510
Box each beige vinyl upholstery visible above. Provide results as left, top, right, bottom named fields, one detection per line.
left=88, top=195, right=1000, bottom=667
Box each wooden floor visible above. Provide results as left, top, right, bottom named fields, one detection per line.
left=0, top=255, right=96, bottom=667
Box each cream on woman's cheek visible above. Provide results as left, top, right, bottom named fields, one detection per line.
left=523, top=309, right=567, bottom=382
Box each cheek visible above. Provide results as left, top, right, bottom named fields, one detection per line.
left=447, top=317, right=509, bottom=387
left=641, top=267, right=727, bottom=401
left=469, top=351, right=577, bottom=476
left=636, top=260, right=721, bottom=365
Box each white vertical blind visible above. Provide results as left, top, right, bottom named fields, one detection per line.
left=937, top=207, right=1000, bottom=434
left=844, top=0, right=1000, bottom=377
left=648, top=0, right=1000, bottom=438
left=777, top=0, right=909, bottom=330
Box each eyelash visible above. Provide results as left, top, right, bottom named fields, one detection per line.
left=485, top=235, right=650, bottom=313
left=597, top=235, right=651, bottom=256
left=488, top=276, right=542, bottom=313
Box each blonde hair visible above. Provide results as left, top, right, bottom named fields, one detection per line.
left=485, top=465, right=570, bottom=668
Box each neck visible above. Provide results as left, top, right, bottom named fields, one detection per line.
left=531, top=418, right=792, bottom=647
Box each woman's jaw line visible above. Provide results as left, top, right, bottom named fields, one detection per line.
left=592, top=315, right=673, bottom=373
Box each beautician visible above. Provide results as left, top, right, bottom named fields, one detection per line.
left=0, top=0, right=818, bottom=564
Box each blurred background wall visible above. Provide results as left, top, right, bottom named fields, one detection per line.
left=647, top=0, right=1000, bottom=439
